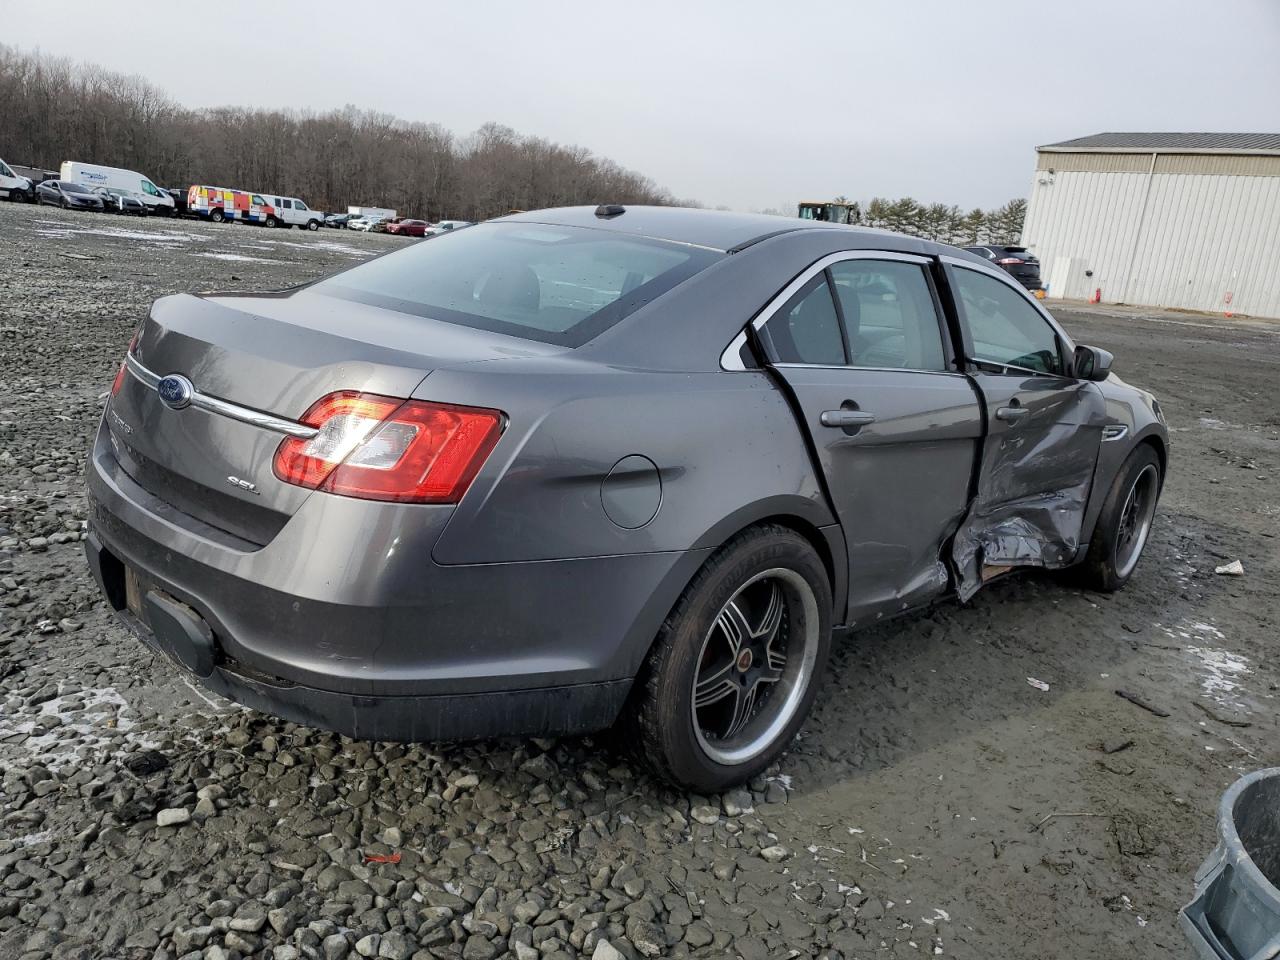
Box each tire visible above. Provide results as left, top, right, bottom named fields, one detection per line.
left=624, top=524, right=832, bottom=792
left=210, top=208, right=225, bottom=223
left=307, top=219, right=319, bottom=231
left=265, top=215, right=278, bottom=228
left=1076, top=444, right=1162, bottom=592
left=61, top=198, right=70, bottom=209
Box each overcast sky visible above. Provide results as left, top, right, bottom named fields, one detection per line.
left=3, top=0, right=1278, bottom=211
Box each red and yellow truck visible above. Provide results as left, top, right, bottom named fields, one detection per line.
left=188, top=185, right=278, bottom=226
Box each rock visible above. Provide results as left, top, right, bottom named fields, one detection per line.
left=377, top=931, right=413, bottom=959
left=355, top=934, right=381, bottom=957
left=224, top=931, right=261, bottom=953
left=685, top=922, right=714, bottom=947
left=592, top=940, right=626, bottom=960
left=461, top=934, right=499, bottom=960
left=322, top=933, right=351, bottom=960
left=1215, top=559, right=1245, bottom=576
left=156, top=807, right=191, bottom=827
left=759, top=844, right=791, bottom=863
left=689, top=804, right=719, bottom=825
left=520, top=753, right=558, bottom=779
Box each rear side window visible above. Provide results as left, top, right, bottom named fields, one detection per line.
left=761, top=275, right=846, bottom=365
left=952, top=267, right=1063, bottom=374
left=829, top=260, right=946, bottom=371
left=315, top=222, right=721, bottom=346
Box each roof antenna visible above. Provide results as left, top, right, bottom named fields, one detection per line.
left=594, top=204, right=626, bottom=218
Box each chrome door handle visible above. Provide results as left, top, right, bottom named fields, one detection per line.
left=995, top=405, right=1029, bottom=423
left=820, top=409, right=877, bottom=428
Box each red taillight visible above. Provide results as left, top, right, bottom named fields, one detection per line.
left=111, top=331, right=140, bottom=396
left=273, top=392, right=504, bottom=504
left=996, top=257, right=1025, bottom=265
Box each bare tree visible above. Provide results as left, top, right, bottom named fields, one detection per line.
left=0, top=44, right=680, bottom=220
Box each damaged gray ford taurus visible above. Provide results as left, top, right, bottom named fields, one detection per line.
left=85, top=205, right=1168, bottom=791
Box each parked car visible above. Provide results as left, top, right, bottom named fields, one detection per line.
left=86, top=206, right=1168, bottom=792
left=261, top=194, right=325, bottom=230
left=37, top=179, right=105, bottom=211
left=0, top=158, right=34, bottom=202
left=425, top=219, right=473, bottom=235
left=964, top=244, right=1043, bottom=291
left=93, top=186, right=147, bottom=215
left=347, top=216, right=383, bottom=232
left=61, top=161, right=174, bottom=215
left=370, top=217, right=399, bottom=233
left=385, top=218, right=429, bottom=237
left=324, top=212, right=355, bottom=229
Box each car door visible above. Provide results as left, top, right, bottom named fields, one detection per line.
left=756, top=251, right=984, bottom=628
left=944, top=258, right=1107, bottom=598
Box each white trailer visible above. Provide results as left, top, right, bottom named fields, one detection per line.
left=60, top=161, right=174, bottom=215
left=347, top=205, right=397, bottom=220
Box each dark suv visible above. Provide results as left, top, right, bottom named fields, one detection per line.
left=964, top=245, right=1042, bottom=291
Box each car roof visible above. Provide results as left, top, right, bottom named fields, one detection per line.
left=496, top=205, right=927, bottom=254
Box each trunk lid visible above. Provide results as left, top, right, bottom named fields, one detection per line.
left=107, top=289, right=556, bottom=545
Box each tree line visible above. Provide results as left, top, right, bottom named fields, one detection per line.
left=0, top=45, right=684, bottom=221
left=777, top=196, right=1028, bottom=246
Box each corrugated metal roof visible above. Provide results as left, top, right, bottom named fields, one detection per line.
left=1039, top=132, right=1280, bottom=155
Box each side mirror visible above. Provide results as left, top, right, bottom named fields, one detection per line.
left=1073, top=344, right=1113, bottom=382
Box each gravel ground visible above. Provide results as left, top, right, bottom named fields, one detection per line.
left=0, top=200, right=1277, bottom=960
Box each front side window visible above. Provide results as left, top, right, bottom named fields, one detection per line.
left=0, top=161, right=13, bottom=178
left=829, top=260, right=946, bottom=370
left=761, top=275, right=846, bottom=365
left=952, top=267, right=1063, bottom=374
left=141, top=180, right=161, bottom=196
left=315, top=222, right=720, bottom=346
left=295, top=200, right=308, bottom=210
left=252, top=195, right=266, bottom=205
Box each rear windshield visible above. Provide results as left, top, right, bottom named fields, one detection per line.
left=315, top=222, right=721, bottom=346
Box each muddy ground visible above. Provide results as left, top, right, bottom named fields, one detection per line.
left=0, top=200, right=1276, bottom=960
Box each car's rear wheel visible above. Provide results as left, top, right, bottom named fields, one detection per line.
left=626, top=525, right=832, bottom=792
left=210, top=209, right=225, bottom=223
left=1077, top=444, right=1161, bottom=592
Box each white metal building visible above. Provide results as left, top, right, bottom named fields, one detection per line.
left=1020, top=132, right=1280, bottom=318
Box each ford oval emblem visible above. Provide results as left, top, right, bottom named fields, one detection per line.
left=156, top=374, right=194, bottom=410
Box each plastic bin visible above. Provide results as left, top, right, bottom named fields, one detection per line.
left=1181, top=768, right=1280, bottom=959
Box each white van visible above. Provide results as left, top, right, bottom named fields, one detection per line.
left=262, top=194, right=325, bottom=230
left=60, top=161, right=175, bottom=215
left=0, top=158, right=33, bottom=201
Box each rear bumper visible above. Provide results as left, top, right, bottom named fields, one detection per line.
left=86, top=534, right=630, bottom=740
left=85, top=419, right=708, bottom=737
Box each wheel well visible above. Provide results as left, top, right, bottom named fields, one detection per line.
left=1138, top=435, right=1167, bottom=487
left=752, top=514, right=836, bottom=597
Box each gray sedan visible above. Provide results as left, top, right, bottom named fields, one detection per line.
left=85, top=205, right=1167, bottom=791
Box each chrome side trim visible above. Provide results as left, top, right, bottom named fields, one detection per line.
left=124, top=353, right=319, bottom=439
left=749, top=250, right=933, bottom=334
left=1102, top=423, right=1130, bottom=442
left=720, top=329, right=750, bottom=371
